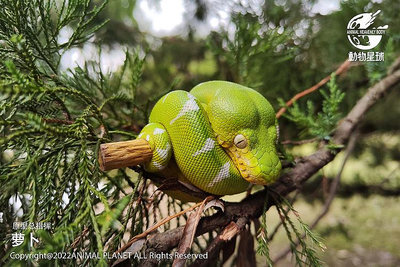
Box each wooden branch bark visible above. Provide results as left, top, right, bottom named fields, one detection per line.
left=273, top=131, right=358, bottom=263
left=189, top=218, right=248, bottom=267
left=136, top=67, right=400, bottom=266
left=276, top=60, right=352, bottom=118
left=98, top=139, right=152, bottom=171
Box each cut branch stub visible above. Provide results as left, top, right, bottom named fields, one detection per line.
left=98, top=139, right=152, bottom=171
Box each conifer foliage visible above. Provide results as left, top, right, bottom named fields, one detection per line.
left=0, top=1, right=147, bottom=265
left=1, top=1, right=397, bottom=266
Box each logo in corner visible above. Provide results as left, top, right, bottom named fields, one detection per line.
left=347, top=10, right=388, bottom=50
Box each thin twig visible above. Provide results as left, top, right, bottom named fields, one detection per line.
left=115, top=196, right=214, bottom=255
left=190, top=217, right=248, bottom=267
left=173, top=197, right=218, bottom=267
left=281, top=137, right=319, bottom=145
left=276, top=60, right=352, bottom=118
left=99, top=124, right=106, bottom=138
left=70, top=227, right=89, bottom=249
left=273, top=131, right=358, bottom=263
left=267, top=190, right=300, bottom=242
left=43, top=118, right=74, bottom=125
left=136, top=178, right=147, bottom=206
left=52, top=96, right=72, bottom=120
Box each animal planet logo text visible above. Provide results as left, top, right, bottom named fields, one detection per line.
left=347, top=10, right=388, bottom=50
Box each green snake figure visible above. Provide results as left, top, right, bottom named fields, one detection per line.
left=137, top=81, right=281, bottom=198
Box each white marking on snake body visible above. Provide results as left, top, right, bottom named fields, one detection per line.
left=192, top=138, right=215, bottom=157
left=146, top=135, right=150, bottom=141
left=156, top=143, right=170, bottom=161
left=169, top=97, right=199, bottom=125
left=162, top=92, right=171, bottom=103
left=152, top=161, right=164, bottom=170
left=138, top=133, right=143, bottom=138
left=153, top=128, right=165, bottom=135
left=207, top=162, right=231, bottom=187
left=276, top=125, right=280, bottom=144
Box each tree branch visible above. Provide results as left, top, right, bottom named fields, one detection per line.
left=134, top=66, right=400, bottom=265
left=276, top=60, right=352, bottom=118
left=273, top=131, right=358, bottom=263
left=189, top=218, right=248, bottom=267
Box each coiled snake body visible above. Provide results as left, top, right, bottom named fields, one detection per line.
left=138, top=81, right=281, bottom=197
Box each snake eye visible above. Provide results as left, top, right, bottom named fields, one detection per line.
left=234, top=134, right=247, bottom=149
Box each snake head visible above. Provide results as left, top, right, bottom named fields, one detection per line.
left=219, top=121, right=281, bottom=185
left=229, top=122, right=281, bottom=185
left=202, top=82, right=282, bottom=185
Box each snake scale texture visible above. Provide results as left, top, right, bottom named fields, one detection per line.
left=137, top=81, right=281, bottom=198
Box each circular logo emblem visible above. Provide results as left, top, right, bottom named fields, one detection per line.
left=347, top=10, right=388, bottom=50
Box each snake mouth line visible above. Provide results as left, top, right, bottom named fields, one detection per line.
left=225, top=145, right=280, bottom=185
left=225, top=146, right=259, bottom=182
